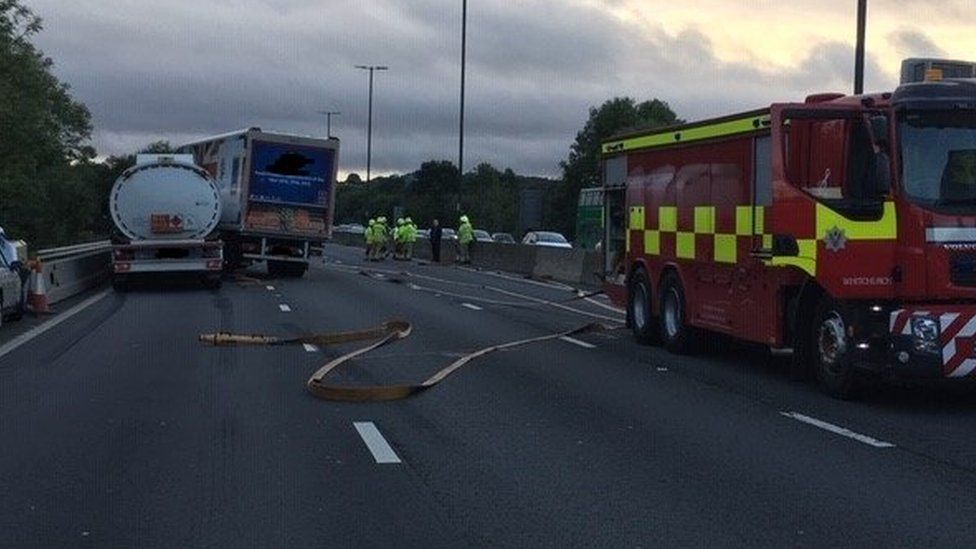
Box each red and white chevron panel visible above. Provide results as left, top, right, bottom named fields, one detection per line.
left=890, top=308, right=976, bottom=378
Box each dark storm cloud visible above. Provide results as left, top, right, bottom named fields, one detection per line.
left=887, top=29, right=946, bottom=59
left=27, top=0, right=896, bottom=177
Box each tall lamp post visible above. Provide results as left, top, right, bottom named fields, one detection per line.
left=355, top=65, right=388, bottom=183
left=318, top=110, right=341, bottom=138
left=458, top=0, right=468, bottom=208
left=854, top=0, right=867, bottom=94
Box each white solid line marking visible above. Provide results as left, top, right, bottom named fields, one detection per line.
left=279, top=304, right=292, bottom=312
left=266, top=285, right=275, bottom=291
left=560, top=336, right=596, bottom=349
left=353, top=422, right=402, bottom=464
left=303, top=343, right=318, bottom=353
left=461, top=303, right=483, bottom=311
left=780, top=412, right=895, bottom=448
left=0, top=290, right=111, bottom=361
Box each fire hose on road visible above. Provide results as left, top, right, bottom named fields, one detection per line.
left=199, top=321, right=610, bottom=402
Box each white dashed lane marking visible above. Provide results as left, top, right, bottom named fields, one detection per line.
left=303, top=344, right=318, bottom=353
left=560, top=336, right=596, bottom=349
left=266, top=285, right=275, bottom=291
left=353, top=422, right=402, bottom=464
left=461, top=303, right=483, bottom=311
left=780, top=411, right=895, bottom=449
left=279, top=304, right=292, bottom=312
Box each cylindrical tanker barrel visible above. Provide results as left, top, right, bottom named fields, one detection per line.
left=110, top=155, right=222, bottom=242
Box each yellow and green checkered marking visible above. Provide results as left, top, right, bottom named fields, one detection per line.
left=624, top=200, right=897, bottom=276
left=627, top=205, right=770, bottom=264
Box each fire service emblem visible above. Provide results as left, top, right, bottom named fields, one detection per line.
left=825, top=226, right=847, bottom=252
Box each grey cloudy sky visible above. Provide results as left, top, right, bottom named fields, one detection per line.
left=24, top=0, right=972, bottom=177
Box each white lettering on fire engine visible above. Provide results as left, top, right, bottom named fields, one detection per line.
left=842, top=276, right=893, bottom=287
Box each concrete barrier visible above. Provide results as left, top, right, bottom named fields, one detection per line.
left=328, top=233, right=604, bottom=287
left=35, top=241, right=112, bottom=305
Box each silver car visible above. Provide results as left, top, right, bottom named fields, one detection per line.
left=0, top=248, right=24, bottom=324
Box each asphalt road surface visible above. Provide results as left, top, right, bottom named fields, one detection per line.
left=3, top=243, right=976, bottom=547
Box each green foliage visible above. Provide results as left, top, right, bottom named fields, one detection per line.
left=335, top=161, right=546, bottom=234
left=553, top=97, right=682, bottom=238
left=0, top=0, right=95, bottom=247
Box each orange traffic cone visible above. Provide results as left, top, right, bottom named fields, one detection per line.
left=27, top=260, right=50, bottom=314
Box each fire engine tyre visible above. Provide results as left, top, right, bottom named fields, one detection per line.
left=812, top=297, right=862, bottom=399
left=659, top=273, right=699, bottom=354
left=629, top=270, right=660, bottom=345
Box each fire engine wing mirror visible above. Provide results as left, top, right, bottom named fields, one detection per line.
left=869, top=115, right=889, bottom=147
left=771, top=234, right=799, bottom=257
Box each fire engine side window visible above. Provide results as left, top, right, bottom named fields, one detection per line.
left=786, top=118, right=850, bottom=201
left=754, top=136, right=772, bottom=206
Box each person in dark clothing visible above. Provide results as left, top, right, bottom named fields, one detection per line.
left=429, top=219, right=443, bottom=263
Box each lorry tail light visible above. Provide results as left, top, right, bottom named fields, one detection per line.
left=114, top=249, right=134, bottom=260
left=206, top=260, right=223, bottom=270
left=114, top=262, right=132, bottom=273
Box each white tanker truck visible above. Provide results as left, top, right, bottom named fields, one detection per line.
left=110, top=154, right=224, bottom=289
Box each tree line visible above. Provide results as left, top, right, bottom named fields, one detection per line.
left=0, top=0, right=681, bottom=249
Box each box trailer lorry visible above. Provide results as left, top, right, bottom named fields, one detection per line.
left=178, top=129, right=339, bottom=278
left=110, top=154, right=224, bottom=289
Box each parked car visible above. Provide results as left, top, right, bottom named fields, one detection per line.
left=473, top=230, right=493, bottom=243
left=346, top=223, right=365, bottom=235
left=522, top=231, right=572, bottom=249
left=492, top=232, right=516, bottom=244
left=442, top=228, right=458, bottom=241
left=417, top=229, right=430, bottom=239
left=0, top=231, right=26, bottom=323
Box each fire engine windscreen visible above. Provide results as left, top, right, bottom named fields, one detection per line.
left=248, top=141, right=334, bottom=208
left=901, top=110, right=976, bottom=205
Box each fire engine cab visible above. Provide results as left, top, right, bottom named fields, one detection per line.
left=601, top=59, right=976, bottom=397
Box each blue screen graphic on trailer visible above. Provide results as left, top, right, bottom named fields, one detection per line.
left=249, top=141, right=333, bottom=207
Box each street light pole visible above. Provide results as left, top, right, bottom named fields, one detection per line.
left=854, top=0, right=867, bottom=94
left=457, top=0, right=467, bottom=213
left=318, top=110, right=341, bottom=138
left=355, top=65, right=388, bottom=183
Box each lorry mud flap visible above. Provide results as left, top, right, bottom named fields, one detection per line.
left=199, top=321, right=608, bottom=402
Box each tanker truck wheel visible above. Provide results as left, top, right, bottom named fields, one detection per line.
left=202, top=273, right=222, bottom=290
left=112, top=274, right=129, bottom=292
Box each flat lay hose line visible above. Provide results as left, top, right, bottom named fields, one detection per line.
left=199, top=321, right=610, bottom=402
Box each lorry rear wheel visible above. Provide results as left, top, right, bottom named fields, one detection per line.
left=112, top=275, right=129, bottom=292
left=629, top=269, right=660, bottom=345
left=812, top=297, right=861, bottom=399
left=659, top=273, right=699, bottom=354
left=202, top=274, right=222, bottom=289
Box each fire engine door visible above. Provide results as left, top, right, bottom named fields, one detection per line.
left=768, top=103, right=897, bottom=299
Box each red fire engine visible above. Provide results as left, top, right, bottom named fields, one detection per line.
left=601, top=63, right=976, bottom=397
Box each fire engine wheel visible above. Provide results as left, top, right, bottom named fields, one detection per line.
left=660, top=273, right=699, bottom=354
left=628, top=269, right=660, bottom=345
left=812, top=298, right=861, bottom=399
